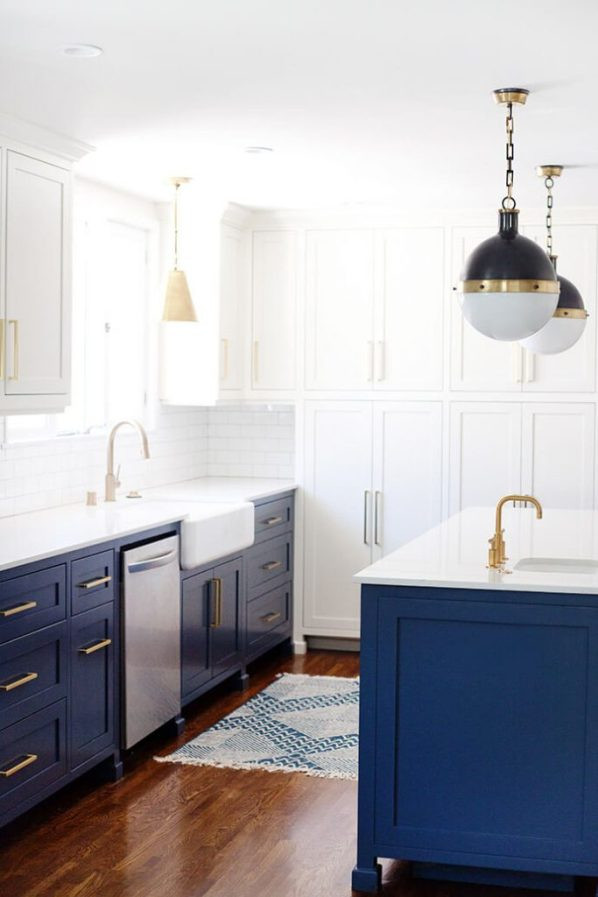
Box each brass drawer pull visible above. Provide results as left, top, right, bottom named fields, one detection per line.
left=0, top=753, right=38, bottom=778
left=0, top=600, right=38, bottom=618
left=79, top=638, right=112, bottom=655
left=78, top=575, right=112, bottom=590
left=261, top=561, right=283, bottom=572
left=211, top=578, right=223, bottom=628
left=263, top=516, right=283, bottom=526
left=0, top=671, right=38, bottom=692
left=260, top=611, right=281, bottom=624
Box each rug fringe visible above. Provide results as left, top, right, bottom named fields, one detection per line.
left=275, top=672, right=359, bottom=683
left=154, top=752, right=357, bottom=781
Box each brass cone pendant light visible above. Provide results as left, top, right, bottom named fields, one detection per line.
left=162, top=177, right=197, bottom=322
left=458, top=88, right=559, bottom=341
left=519, top=165, right=588, bottom=354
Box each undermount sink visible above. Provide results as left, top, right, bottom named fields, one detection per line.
left=179, top=501, right=255, bottom=570
left=514, top=557, right=598, bottom=575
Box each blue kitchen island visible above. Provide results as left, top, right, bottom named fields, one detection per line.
left=352, top=506, right=598, bottom=895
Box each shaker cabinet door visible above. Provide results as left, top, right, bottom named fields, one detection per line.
left=4, top=151, right=71, bottom=397
left=210, top=558, right=242, bottom=679
left=251, top=230, right=297, bottom=391
left=181, top=571, right=212, bottom=701
left=305, top=230, right=375, bottom=391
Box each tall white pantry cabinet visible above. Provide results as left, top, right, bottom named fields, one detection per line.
left=0, top=117, right=88, bottom=414
left=227, top=210, right=598, bottom=640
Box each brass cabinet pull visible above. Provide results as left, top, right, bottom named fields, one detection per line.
left=78, top=575, right=112, bottom=590
left=211, top=578, right=223, bottom=627
left=0, top=671, right=38, bottom=692
left=8, top=319, right=18, bottom=381
left=0, top=319, right=4, bottom=380
left=260, top=611, right=281, bottom=624
left=79, top=638, right=112, bottom=655
left=363, top=490, right=371, bottom=546
left=261, top=560, right=282, bottom=572
left=0, top=753, right=38, bottom=778
left=263, top=516, right=283, bottom=526
left=0, top=600, right=37, bottom=618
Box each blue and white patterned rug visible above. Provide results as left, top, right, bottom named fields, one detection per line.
left=156, top=673, right=359, bottom=780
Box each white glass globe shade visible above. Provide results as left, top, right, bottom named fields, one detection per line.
left=519, top=315, right=586, bottom=354
left=460, top=291, right=559, bottom=341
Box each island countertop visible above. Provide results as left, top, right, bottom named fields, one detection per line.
left=355, top=506, right=598, bottom=594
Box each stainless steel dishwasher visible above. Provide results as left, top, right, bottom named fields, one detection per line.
left=122, top=535, right=181, bottom=749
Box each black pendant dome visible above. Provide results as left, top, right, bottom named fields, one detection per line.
left=461, top=210, right=559, bottom=289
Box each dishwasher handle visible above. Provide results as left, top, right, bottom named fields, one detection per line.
left=127, top=550, right=177, bottom=574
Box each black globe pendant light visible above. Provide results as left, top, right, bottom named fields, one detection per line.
left=458, top=88, right=559, bottom=341
left=519, top=165, right=588, bottom=354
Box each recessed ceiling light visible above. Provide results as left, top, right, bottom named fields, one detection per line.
left=244, top=146, right=274, bottom=155
left=62, top=44, right=103, bottom=58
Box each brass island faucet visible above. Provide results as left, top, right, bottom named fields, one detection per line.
left=488, top=494, right=543, bottom=569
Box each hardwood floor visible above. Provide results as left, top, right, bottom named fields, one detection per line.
left=0, top=648, right=595, bottom=897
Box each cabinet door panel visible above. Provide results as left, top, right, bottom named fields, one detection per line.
left=376, top=229, right=444, bottom=390
left=303, top=402, right=373, bottom=635
left=70, top=604, right=115, bottom=770
left=252, top=231, right=296, bottom=390
left=5, top=152, right=70, bottom=396
left=522, top=224, right=597, bottom=393
left=305, top=230, right=374, bottom=390
left=449, top=403, right=522, bottom=519
left=220, top=224, right=245, bottom=392
left=373, top=403, right=443, bottom=559
left=522, top=403, right=595, bottom=511
left=450, top=226, right=520, bottom=392
left=211, top=558, right=242, bottom=678
left=181, top=571, right=211, bottom=701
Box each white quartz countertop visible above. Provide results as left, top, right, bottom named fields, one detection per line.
left=355, top=506, right=598, bottom=595
left=0, top=477, right=296, bottom=575
left=144, top=477, right=296, bottom=503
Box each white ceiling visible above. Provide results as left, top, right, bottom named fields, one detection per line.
left=1, top=0, right=598, bottom=209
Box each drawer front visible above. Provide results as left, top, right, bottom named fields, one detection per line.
left=0, top=566, right=66, bottom=644
left=0, top=623, right=67, bottom=729
left=70, top=604, right=115, bottom=770
left=71, top=550, right=115, bottom=615
left=246, top=533, right=293, bottom=599
left=254, top=495, right=294, bottom=542
left=0, top=700, right=67, bottom=817
left=247, top=582, right=291, bottom=653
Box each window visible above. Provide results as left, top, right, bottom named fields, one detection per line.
left=4, top=186, right=158, bottom=443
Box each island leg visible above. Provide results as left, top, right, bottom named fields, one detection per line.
left=352, top=856, right=382, bottom=892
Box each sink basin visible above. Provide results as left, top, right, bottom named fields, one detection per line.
left=514, top=557, right=598, bottom=575
left=179, top=502, right=254, bottom=570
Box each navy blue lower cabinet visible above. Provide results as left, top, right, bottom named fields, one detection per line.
left=353, top=585, right=598, bottom=893
left=181, top=571, right=212, bottom=700
left=211, top=558, right=242, bottom=679
left=70, top=603, right=115, bottom=771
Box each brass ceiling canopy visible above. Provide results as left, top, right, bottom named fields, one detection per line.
left=536, top=165, right=564, bottom=178
left=493, top=88, right=529, bottom=106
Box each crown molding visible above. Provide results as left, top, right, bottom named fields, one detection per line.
left=0, top=111, right=93, bottom=163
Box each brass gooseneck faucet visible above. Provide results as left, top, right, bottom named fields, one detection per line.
left=488, top=494, right=543, bottom=569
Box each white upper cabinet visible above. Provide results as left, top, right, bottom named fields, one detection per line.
left=521, top=224, right=597, bottom=393
left=372, top=402, right=443, bottom=558
left=448, top=402, right=523, bottom=515
left=303, top=401, right=373, bottom=636
left=521, top=403, right=595, bottom=509
left=219, top=223, right=245, bottom=393
left=374, top=228, right=444, bottom=391
left=305, top=229, right=374, bottom=391
left=251, top=230, right=297, bottom=391
left=450, top=226, right=522, bottom=392
left=3, top=152, right=71, bottom=402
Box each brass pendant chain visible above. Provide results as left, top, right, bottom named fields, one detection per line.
left=544, top=174, right=554, bottom=256
left=502, top=102, right=516, bottom=211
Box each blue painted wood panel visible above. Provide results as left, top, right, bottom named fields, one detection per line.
left=181, top=570, right=211, bottom=701
left=354, top=585, right=598, bottom=890
left=211, top=558, right=242, bottom=680
left=0, top=622, right=67, bottom=728
left=0, top=565, right=66, bottom=643
left=70, top=604, right=115, bottom=770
